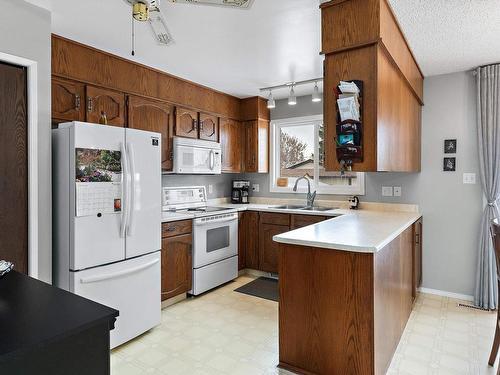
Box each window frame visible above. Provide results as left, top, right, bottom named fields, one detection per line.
left=269, top=115, right=365, bottom=195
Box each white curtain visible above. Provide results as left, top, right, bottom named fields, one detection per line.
left=474, top=64, right=500, bottom=310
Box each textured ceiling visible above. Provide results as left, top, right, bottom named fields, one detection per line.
left=388, top=0, right=500, bottom=76
left=25, top=0, right=500, bottom=98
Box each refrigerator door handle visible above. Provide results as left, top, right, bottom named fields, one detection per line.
left=126, top=142, right=136, bottom=236
left=120, top=142, right=130, bottom=238
left=79, top=258, right=160, bottom=284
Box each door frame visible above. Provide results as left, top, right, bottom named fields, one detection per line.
left=0, top=52, right=39, bottom=278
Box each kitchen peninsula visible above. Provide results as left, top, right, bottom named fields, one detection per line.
left=274, top=210, right=423, bottom=375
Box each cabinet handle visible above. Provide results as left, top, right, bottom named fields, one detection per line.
left=415, top=233, right=420, bottom=245
left=199, top=121, right=204, bottom=132
left=74, top=94, right=81, bottom=110
left=87, top=97, right=93, bottom=113
left=166, top=226, right=178, bottom=232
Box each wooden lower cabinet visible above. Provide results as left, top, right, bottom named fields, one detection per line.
left=290, top=214, right=326, bottom=229
left=242, top=211, right=260, bottom=270
left=259, top=213, right=290, bottom=274
left=413, top=218, right=423, bottom=300
left=161, top=221, right=193, bottom=301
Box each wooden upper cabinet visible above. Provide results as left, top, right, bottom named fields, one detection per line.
left=220, top=118, right=242, bottom=173
left=199, top=113, right=219, bottom=142
left=52, top=77, right=85, bottom=122
left=127, top=95, right=174, bottom=171
left=86, top=86, right=125, bottom=127
left=321, top=0, right=423, bottom=172
left=175, top=107, right=198, bottom=139
left=243, top=119, right=269, bottom=173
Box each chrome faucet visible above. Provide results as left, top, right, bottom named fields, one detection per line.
left=293, top=175, right=317, bottom=208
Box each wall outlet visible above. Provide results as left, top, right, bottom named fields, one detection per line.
left=208, top=184, right=213, bottom=194
left=463, top=173, right=476, bottom=184
left=252, top=184, right=260, bottom=192
left=382, top=186, right=393, bottom=197
left=393, top=186, right=402, bottom=197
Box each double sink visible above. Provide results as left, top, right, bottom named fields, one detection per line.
left=270, top=205, right=338, bottom=212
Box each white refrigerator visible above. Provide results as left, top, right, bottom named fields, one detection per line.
left=52, top=121, right=162, bottom=348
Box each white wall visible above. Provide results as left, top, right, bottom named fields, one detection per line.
left=0, top=0, right=52, bottom=283
left=248, top=71, right=483, bottom=297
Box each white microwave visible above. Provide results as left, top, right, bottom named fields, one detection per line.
left=172, top=137, right=222, bottom=174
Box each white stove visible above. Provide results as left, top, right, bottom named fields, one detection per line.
left=162, top=186, right=238, bottom=295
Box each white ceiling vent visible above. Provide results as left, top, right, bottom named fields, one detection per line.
left=168, top=0, right=253, bottom=8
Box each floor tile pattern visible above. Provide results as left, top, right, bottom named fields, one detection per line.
left=112, top=276, right=499, bottom=375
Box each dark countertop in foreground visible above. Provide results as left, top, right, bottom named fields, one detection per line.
left=0, top=271, right=118, bottom=359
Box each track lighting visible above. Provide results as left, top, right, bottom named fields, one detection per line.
left=312, top=81, right=321, bottom=102
left=267, top=90, right=275, bottom=109
left=288, top=85, right=297, bottom=106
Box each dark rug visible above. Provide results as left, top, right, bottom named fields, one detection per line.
left=234, top=277, right=279, bottom=302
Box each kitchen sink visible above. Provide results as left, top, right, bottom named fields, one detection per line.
left=300, top=207, right=338, bottom=212
left=271, top=205, right=308, bottom=210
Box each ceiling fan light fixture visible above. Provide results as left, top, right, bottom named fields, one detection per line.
left=132, top=1, right=150, bottom=21
left=288, top=86, right=297, bottom=106
left=148, top=10, right=174, bottom=45
left=267, top=91, right=275, bottom=109
left=312, top=82, right=322, bottom=102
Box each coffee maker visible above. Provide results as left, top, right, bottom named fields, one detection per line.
left=232, top=180, right=250, bottom=204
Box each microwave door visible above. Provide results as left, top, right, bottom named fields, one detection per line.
left=177, top=145, right=211, bottom=174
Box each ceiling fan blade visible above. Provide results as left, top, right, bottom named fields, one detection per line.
left=148, top=8, right=174, bottom=45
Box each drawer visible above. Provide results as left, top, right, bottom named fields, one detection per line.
left=260, top=212, right=290, bottom=226
left=162, top=220, right=192, bottom=238
left=291, top=214, right=326, bottom=229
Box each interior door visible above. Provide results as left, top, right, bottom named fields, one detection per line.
left=72, top=122, right=126, bottom=270
left=86, top=86, right=125, bottom=127
left=127, top=95, right=174, bottom=171
left=0, top=63, right=28, bottom=274
left=125, top=128, right=162, bottom=259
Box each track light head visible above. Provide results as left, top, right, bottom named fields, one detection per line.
left=267, top=90, right=275, bottom=109
left=288, top=85, right=297, bottom=106
left=312, top=82, right=322, bottom=103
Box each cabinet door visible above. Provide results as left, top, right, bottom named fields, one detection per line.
left=175, top=107, right=198, bottom=138
left=199, top=113, right=219, bottom=142
left=244, top=211, right=260, bottom=269
left=161, top=233, right=192, bottom=301
left=243, top=119, right=269, bottom=173
left=238, top=212, right=246, bottom=270
left=412, top=219, right=423, bottom=300
left=259, top=223, right=289, bottom=273
left=290, top=215, right=326, bottom=229
left=52, top=77, right=85, bottom=122
left=220, top=118, right=242, bottom=173
left=128, top=95, right=174, bottom=171
left=86, top=86, right=125, bottom=126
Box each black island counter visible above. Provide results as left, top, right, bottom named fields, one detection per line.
left=0, top=271, right=118, bottom=375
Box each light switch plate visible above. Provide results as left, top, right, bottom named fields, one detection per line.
left=382, top=186, right=393, bottom=197
left=208, top=184, right=213, bottom=194
left=253, top=184, right=260, bottom=192
left=393, top=186, right=402, bottom=197
left=463, top=173, right=476, bottom=184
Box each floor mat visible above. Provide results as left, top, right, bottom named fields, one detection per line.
left=234, top=277, right=278, bottom=302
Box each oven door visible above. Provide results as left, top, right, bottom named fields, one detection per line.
left=193, top=213, right=238, bottom=268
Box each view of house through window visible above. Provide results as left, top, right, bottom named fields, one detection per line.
left=271, top=116, right=364, bottom=195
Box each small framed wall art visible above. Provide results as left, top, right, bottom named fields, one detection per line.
left=444, top=139, right=457, bottom=154
left=443, top=157, right=456, bottom=172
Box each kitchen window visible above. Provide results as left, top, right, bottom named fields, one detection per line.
left=270, top=115, right=365, bottom=195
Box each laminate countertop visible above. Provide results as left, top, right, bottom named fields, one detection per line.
left=273, top=209, right=422, bottom=253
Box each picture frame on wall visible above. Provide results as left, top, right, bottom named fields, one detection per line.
left=443, top=157, right=456, bottom=172
left=444, top=139, right=457, bottom=154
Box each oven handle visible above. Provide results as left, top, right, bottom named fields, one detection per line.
left=193, top=216, right=238, bottom=226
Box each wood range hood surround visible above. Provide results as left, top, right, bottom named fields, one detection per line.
left=321, top=0, right=424, bottom=172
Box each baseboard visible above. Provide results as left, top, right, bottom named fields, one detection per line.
left=419, top=287, right=474, bottom=302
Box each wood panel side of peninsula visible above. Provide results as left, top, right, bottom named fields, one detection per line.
left=278, top=224, right=416, bottom=375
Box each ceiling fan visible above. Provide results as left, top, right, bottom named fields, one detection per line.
left=124, top=0, right=173, bottom=55
left=123, top=0, right=253, bottom=55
